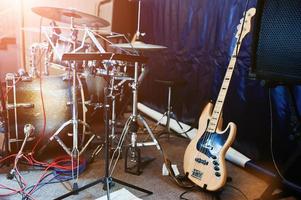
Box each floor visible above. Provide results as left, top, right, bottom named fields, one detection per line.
left=0, top=114, right=298, bottom=200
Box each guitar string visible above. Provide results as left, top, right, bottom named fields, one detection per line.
left=191, top=1, right=251, bottom=185
left=205, top=0, right=250, bottom=156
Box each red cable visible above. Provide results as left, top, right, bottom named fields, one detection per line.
left=29, top=154, right=79, bottom=170
left=0, top=154, right=82, bottom=198
left=0, top=153, right=17, bottom=164
left=28, top=158, right=71, bottom=195
left=0, top=157, right=36, bottom=199
left=0, top=183, right=20, bottom=196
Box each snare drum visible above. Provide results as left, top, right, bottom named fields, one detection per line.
left=95, top=60, right=134, bottom=81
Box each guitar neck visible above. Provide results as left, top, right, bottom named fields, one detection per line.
left=207, top=41, right=242, bottom=133
left=205, top=8, right=256, bottom=133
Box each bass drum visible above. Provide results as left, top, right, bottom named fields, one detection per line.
left=5, top=73, right=87, bottom=152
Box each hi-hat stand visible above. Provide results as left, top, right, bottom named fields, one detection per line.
left=108, top=1, right=161, bottom=175
left=54, top=54, right=153, bottom=200
left=109, top=61, right=161, bottom=176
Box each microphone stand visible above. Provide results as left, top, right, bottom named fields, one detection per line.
left=7, top=124, right=35, bottom=179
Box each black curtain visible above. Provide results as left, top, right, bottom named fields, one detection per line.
left=139, top=0, right=301, bottom=174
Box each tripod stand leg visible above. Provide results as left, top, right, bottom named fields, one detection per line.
left=71, top=147, right=80, bottom=191
left=79, top=134, right=95, bottom=155
left=49, top=120, right=73, bottom=141
left=112, top=177, right=153, bottom=195
left=54, top=176, right=153, bottom=200
left=170, top=112, right=190, bottom=138
left=109, top=116, right=133, bottom=175
left=170, top=112, right=184, bottom=130
left=155, top=111, right=168, bottom=127
left=37, top=120, right=73, bottom=157
left=137, top=114, right=161, bottom=150
left=53, top=178, right=106, bottom=200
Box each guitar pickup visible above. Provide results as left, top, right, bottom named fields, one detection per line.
left=201, top=144, right=214, bottom=150
left=195, top=158, right=209, bottom=165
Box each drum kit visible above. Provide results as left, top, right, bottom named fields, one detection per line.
left=4, top=3, right=167, bottom=193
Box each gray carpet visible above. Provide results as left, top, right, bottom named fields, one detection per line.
left=0, top=117, right=297, bottom=200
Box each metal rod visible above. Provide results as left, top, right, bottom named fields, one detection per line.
left=72, top=63, right=79, bottom=150
left=111, top=95, right=116, bottom=139
left=167, top=86, right=172, bottom=133
left=12, top=76, right=19, bottom=150
left=132, top=62, right=139, bottom=118
left=136, top=0, right=142, bottom=40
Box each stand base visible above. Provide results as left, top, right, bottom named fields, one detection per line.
left=103, top=178, right=115, bottom=191
left=124, top=145, right=156, bottom=176
left=72, top=183, right=79, bottom=194
left=53, top=177, right=153, bottom=200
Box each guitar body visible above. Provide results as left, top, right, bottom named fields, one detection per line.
left=183, top=7, right=255, bottom=191
left=183, top=102, right=237, bottom=191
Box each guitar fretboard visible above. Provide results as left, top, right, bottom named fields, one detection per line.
left=206, top=37, right=243, bottom=133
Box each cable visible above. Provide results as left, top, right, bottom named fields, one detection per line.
left=0, top=157, right=36, bottom=200
left=0, top=153, right=17, bottom=164
left=0, top=154, right=86, bottom=199
left=27, top=158, right=71, bottom=196
left=179, top=186, right=198, bottom=200
left=268, top=88, right=286, bottom=181
left=26, top=156, right=87, bottom=196
left=226, top=184, right=249, bottom=200
left=24, top=173, right=71, bottom=198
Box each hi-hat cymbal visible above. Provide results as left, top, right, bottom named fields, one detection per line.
left=32, top=7, right=110, bottom=28
left=110, top=41, right=167, bottom=51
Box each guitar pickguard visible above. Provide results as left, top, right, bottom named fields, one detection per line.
left=196, top=128, right=231, bottom=160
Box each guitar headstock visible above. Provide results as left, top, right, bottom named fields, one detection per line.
left=235, top=8, right=256, bottom=40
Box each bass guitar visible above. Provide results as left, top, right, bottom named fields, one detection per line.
left=183, top=8, right=256, bottom=191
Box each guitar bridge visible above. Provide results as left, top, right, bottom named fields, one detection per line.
left=191, top=169, right=203, bottom=180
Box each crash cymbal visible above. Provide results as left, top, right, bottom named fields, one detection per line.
left=110, top=41, right=167, bottom=51
left=31, top=7, right=110, bottom=28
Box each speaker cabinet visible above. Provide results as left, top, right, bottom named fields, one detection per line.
left=252, top=0, right=301, bottom=83
left=112, top=0, right=138, bottom=38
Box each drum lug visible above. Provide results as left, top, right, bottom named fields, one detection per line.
left=6, top=103, right=34, bottom=110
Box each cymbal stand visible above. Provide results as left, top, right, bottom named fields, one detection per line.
left=42, top=23, right=93, bottom=190
left=54, top=61, right=153, bottom=200
left=48, top=62, right=92, bottom=190
left=132, top=0, right=145, bottom=42
left=108, top=77, right=118, bottom=143
left=109, top=61, right=161, bottom=176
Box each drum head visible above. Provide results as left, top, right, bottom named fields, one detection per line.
left=6, top=75, right=82, bottom=151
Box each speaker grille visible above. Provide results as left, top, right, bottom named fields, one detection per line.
left=254, top=0, right=301, bottom=83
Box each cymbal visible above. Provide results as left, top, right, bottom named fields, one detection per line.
left=110, top=41, right=167, bottom=51
left=31, top=7, right=110, bottom=28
